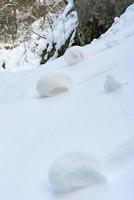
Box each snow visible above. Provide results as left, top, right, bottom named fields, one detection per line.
left=49, top=152, right=105, bottom=193
left=64, top=46, right=84, bottom=65
left=36, top=74, right=73, bottom=97
left=0, top=3, right=134, bottom=200
left=103, top=75, right=123, bottom=93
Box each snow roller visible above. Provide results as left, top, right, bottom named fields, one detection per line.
left=64, top=46, right=85, bottom=65
left=36, top=73, right=73, bottom=98
left=48, top=138, right=134, bottom=193
left=48, top=152, right=106, bottom=193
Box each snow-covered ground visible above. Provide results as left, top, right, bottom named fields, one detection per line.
left=0, top=3, right=134, bottom=200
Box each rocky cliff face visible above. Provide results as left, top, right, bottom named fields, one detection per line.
left=74, top=0, right=134, bottom=45
left=37, top=0, right=134, bottom=65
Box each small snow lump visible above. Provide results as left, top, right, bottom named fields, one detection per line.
left=104, top=75, right=123, bottom=93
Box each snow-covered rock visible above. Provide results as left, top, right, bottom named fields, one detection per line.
left=64, top=46, right=85, bottom=66
left=104, top=75, right=123, bottom=93
left=48, top=152, right=105, bottom=193
left=36, top=74, right=73, bottom=97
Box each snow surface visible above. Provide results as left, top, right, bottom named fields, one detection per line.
left=0, top=3, right=134, bottom=200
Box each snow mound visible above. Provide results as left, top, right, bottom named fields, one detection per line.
left=36, top=74, right=73, bottom=97
left=64, top=46, right=84, bottom=66
left=104, top=75, right=123, bottom=93
left=48, top=152, right=105, bottom=193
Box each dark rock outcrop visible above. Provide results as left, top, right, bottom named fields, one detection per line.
left=74, top=0, right=134, bottom=45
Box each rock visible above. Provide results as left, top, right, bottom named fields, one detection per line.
left=74, top=0, right=134, bottom=45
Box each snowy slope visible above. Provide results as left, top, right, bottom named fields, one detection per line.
left=0, top=3, right=134, bottom=200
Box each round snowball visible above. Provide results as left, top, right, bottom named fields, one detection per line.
left=49, top=152, right=104, bottom=193
left=36, top=74, right=73, bottom=98
left=64, top=46, right=84, bottom=66
left=104, top=75, right=122, bottom=93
